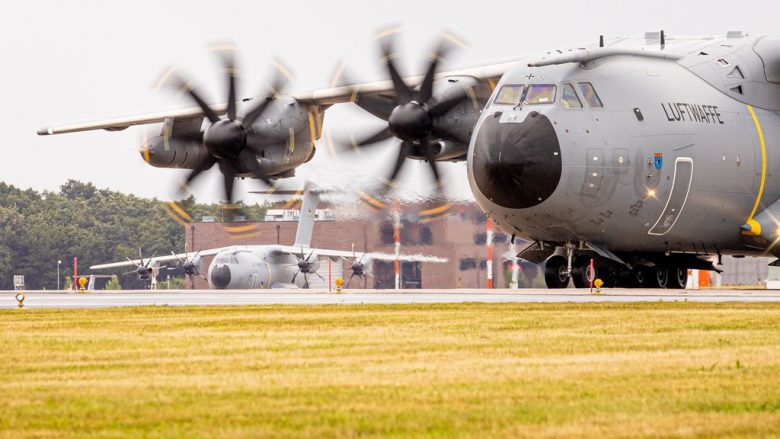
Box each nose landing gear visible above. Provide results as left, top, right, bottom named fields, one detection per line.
left=543, top=242, right=580, bottom=289
left=544, top=255, right=571, bottom=289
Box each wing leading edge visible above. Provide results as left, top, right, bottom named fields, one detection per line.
left=274, top=245, right=447, bottom=264
left=37, top=61, right=517, bottom=136
left=89, top=248, right=223, bottom=271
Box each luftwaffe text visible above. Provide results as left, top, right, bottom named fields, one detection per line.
left=661, top=103, right=724, bottom=125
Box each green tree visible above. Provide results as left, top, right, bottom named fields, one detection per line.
left=0, top=180, right=228, bottom=289
left=60, top=179, right=97, bottom=201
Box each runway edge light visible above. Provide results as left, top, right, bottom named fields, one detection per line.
left=15, top=292, right=25, bottom=308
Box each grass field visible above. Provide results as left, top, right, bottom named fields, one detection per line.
left=1, top=303, right=780, bottom=438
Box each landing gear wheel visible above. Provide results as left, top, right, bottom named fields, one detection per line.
left=647, top=265, right=669, bottom=289
left=571, top=255, right=596, bottom=289
left=545, top=255, right=570, bottom=289
left=632, top=267, right=647, bottom=288
left=669, top=267, right=688, bottom=289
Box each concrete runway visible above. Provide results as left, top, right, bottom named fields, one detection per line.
left=3, top=288, right=780, bottom=309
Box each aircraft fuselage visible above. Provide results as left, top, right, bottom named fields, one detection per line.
left=468, top=35, right=780, bottom=287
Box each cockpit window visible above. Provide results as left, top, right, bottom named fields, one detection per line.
left=494, top=84, right=525, bottom=105
left=577, top=82, right=603, bottom=107
left=561, top=83, right=582, bottom=109
left=216, top=254, right=238, bottom=264
left=524, top=84, right=557, bottom=105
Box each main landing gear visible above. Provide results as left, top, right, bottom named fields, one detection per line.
left=631, top=265, right=687, bottom=289
left=543, top=248, right=690, bottom=289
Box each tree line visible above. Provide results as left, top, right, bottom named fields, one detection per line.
left=0, top=180, right=267, bottom=290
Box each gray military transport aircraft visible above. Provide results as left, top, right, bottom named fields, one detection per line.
left=40, top=29, right=780, bottom=289
left=90, top=183, right=446, bottom=289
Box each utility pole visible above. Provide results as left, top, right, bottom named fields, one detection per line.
left=486, top=218, right=494, bottom=289
left=509, top=240, right=519, bottom=289
left=73, top=257, right=78, bottom=291
left=393, top=202, right=401, bottom=290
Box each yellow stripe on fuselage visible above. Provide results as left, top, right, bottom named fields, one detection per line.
left=308, top=111, right=318, bottom=147
left=746, top=105, right=767, bottom=222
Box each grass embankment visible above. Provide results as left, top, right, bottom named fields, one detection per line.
left=1, top=303, right=779, bottom=438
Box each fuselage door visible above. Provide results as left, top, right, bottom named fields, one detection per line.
left=648, top=157, right=694, bottom=235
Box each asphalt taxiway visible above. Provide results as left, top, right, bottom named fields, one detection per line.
left=2, top=288, right=780, bottom=309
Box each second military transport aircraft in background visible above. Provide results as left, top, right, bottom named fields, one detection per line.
left=90, top=183, right=446, bottom=289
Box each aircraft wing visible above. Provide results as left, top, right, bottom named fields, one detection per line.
left=89, top=248, right=223, bottom=271
left=274, top=245, right=447, bottom=263
left=37, top=61, right=517, bottom=136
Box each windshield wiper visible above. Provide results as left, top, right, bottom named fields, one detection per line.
left=513, top=88, right=528, bottom=110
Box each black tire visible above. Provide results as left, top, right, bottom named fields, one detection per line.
left=617, top=266, right=647, bottom=288
left=646, top=265, right=669, bottom=289
left=630, top=267, right=648, bottom=288
left=571, top=255, right=596, bottom=288
left=668, top=267, right=688, bottom=289
left=545, top=256, right=570, bottom=289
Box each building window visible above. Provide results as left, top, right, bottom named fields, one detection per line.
left=459, top=258, right=476, bottom=271
left=421, top=227, right=433, bottom=245
left=380, top=222, right=394, bottom=245
left=401, top=223, right=414, bottom=245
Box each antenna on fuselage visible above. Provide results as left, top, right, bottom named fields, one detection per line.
left=599, top=35, right=604, bottom=48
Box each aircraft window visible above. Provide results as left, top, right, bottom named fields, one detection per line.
left=523, top=84, right=557, bottom=105
left=494, top=84, right=525, bottom=105
left=561, top=83, right=582, bottom=109
left=578, top=83, right=603, bottom=107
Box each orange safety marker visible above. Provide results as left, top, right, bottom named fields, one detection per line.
left=699, top=270, right=711, bottom=288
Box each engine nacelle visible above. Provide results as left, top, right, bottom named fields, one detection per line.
left=141, top=135, right=209, bottom=169
left=407, top=140, right=468, bottom=162
left=245, top=96, right=310, bottom=147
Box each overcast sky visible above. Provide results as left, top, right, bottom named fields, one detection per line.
left=3, top=0, right=780, bottom=203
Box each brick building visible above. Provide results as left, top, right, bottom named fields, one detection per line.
left=185, top=202, right=542, bottom=289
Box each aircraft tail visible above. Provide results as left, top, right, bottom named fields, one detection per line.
left=293, top=182, right=319, bottom=248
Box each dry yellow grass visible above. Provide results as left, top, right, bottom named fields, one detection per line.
left=1, top=303, right=779, bottom=438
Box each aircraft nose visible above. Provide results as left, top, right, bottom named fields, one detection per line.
left=472, top=111, right=562, bottom=208
left=210, top=265, right=231, bottom=289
